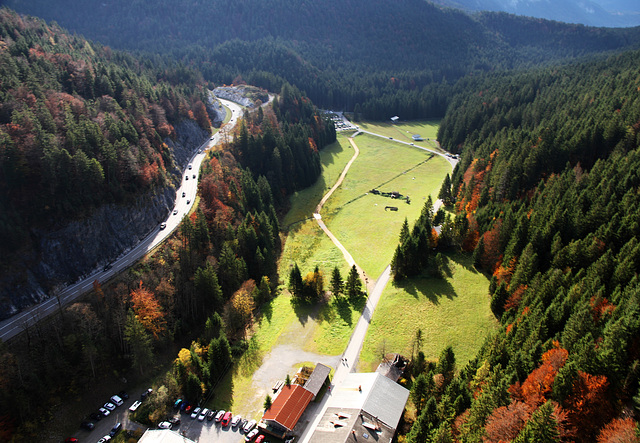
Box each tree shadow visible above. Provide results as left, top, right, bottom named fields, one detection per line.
left=331, top=296, right=353, bottom=327
left=258, top=296, right=275, bottom=324
left=393, top=274, right=457, bottom=305
left=448, top=252, right=481, bottom=275
left=290, top=296, right=322, bottom=326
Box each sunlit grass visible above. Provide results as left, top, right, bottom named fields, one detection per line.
left=358, top=254, right=498, bottom=371
left=358, top=120, right=442, bottom=152
left=321, top=133, right=451, bottom=278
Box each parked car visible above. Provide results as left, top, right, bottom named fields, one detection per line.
left=243, top=419, right=257, bottom=433
left=118, top=390, right=129, bottom=400
left=80, top=421, right=95, bottom=431
left=103, top=402, right=116, bottom=411
left=169, top=417, right=181, bottom=426
left=239, top=418, right=248, bottom=429
left=99, top=407, right=110, bottom=417
left=198, top=408, right=209, bottom=421
left=65, top=438, right=78, bottom=442
left=184, top=404, right=193, bottom=414
left=255, top=435, right=266, bottom=443
left=158, top=421, right=172, bottom=429
left=174, top=399, right=183, bottom=409
left=129, top=400, right=142, bottom=412
left=110, top=395, right=124, bottom=407
left=109, top=422, right=122, bottom=437
left=90, top=412, right=103, bottom=421
left=215, top=410, right=225, bottom=423
left=206, top=409, right=216, bottom=421
left=245, top=428, right=259, bottom=441
left=190, top=407, right=201, bottom=419
left=180, top=401, right=190, bottom=411
left=221, top=411, right=232, bottom=427
left=141, top=388, right=153, bottom=400
left=231, top=415, right=242, bottom=428
left=97, top=437, right=112, bottom=443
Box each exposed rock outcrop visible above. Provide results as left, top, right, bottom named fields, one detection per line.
left=0, top=121, right=208, bottom=320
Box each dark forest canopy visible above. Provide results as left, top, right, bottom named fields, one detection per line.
left=394, top=46, right=640, bottom=442
left=4, top=0, right=640, bottom=116
left=0, top=9, right=213, bottom=254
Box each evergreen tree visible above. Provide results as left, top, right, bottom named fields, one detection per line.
left=288, top=263, right=304, bottom=299
left=330, top=266, right=344, bottom=297
left=513, top=402, right=560, bottom=443
left=345, top=265, right=363, bottom=302
left=438, top=173, right=453, bottom=206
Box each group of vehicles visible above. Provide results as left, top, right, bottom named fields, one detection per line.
left=69, top=388, right=153, bottom=442
left=164, top=399, right=266, bottom=441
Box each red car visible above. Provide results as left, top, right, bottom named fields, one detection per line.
left=221, top=411, right=233, bottom=427
left=65, top=439, right=78, bottom=443
left=255, top=435, right=265, bottom=443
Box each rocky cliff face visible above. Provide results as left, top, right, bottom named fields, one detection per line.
left=0, top=120, right=208, bottom=320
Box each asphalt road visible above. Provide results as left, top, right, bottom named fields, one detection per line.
left=0, top=97, right=243, bottom=344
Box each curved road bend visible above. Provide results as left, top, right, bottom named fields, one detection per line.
left=0, top=98, right=243, bottom=343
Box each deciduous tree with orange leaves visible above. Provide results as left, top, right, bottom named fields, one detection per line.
left=131, top=281, right=166, bottom=339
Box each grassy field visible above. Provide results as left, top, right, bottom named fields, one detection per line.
left=358, top=254, right=498, bottom=371
left=321, top=133, right=451, bottom=278
left=358, top=120, right=442, bottom=152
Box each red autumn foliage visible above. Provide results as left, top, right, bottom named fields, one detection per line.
left=493, top=257, right=517, bottom=287
left=480, top=219, right=503, bottom=272
left=590, top=296, right=616, bottom=324
left=565, top=371, right=611, bottom=441
left=504, top=284, right=527, bottom=313
left=484, top=400, right=532, bottom=443
left=596, top=417, right=639, bottom=443
left=462, top=214, right=480, bottom=252
left=130, top=281, right=166, bottom=338
left=510, top=345, right=568, bottom=407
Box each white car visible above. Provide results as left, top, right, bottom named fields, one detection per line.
left=231, top=415, right=242, bottom=428
left=245, top=428, right=259, bottom=441
left=99, top=407, right=110, bottom=417
left=191, top=407, right=201, bottom=419
left=198, top=408, right=209, bottom=422
left=215, top=410, right=225, bottom=423
left=243, top=419, right=257, bottom=433
left=97, top=436, right=112, bottom=443
left=129, top=400, right=142, bottom=412
left=103, top=402, right=116, bottom=411
left=158, top=421, right=172, bottom=429
left=110, top=395, right=124, bottom=407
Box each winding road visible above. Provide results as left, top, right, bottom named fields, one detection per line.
left=299, top=125, right=457, bottom=442
left=0, top=97, right=243, bottom=343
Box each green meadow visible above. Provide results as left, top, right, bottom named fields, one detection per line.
left=358, top=254, right=498, bottom=371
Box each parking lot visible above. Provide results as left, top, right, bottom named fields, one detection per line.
left=172, top=415, right=251, bottom=443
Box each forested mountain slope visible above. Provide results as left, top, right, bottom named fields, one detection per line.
left=4, top=0, right=640, bottom=115
left=0, top=9, right=214, bottom=317
left=400, top=47, right=640, bottom=441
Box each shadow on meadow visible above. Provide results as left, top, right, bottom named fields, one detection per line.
left=393, top=273, right=457, bottom=305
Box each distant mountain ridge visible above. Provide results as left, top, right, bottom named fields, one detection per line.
left=5, top=0, right=640, bottom=113
left=432, top=0, right=640, bottom=27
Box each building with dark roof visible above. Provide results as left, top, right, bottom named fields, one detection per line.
left=304, top=363, right=331, bottom=399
